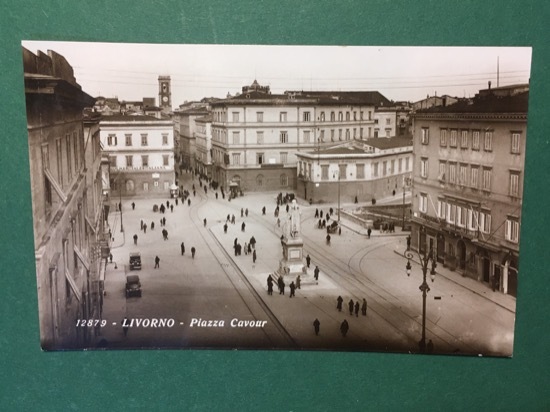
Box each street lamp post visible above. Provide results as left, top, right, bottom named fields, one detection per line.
left=405, top=238, right=437, bottom=353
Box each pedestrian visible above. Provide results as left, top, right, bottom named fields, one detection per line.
left=132, top=202, right=135, bottom=210
left=348, top=299, right=354, bottom=315
left=326, top=234, right=331, bottom=245
left=248, top=243, right=252, bottom=254
left=289, top=281, right=296, bottom=298
left=181, top=242, right=185, bottom=256
left=133, top=234, right=138, bottom=245
left=277, top=217, right=281, bottom=227
left=320, top=210, right=323, bottom=218
left=262, top=206, right=266, bottom=215
left=151, top=221, right=155, bottom=230
left=245, top=208, right=248, bottom=217
left=140, top=219, right=144, bottom=230
left=170, top=204, right=174, bottom=212
left=143, top=223, right=147, bottom=234
left=162, top=217, right=166, bottom=226
left=361, top=298, right=367, bottom=316
left=427, top=339, right=434, bottom=353
left=367, top=227, right=372, bottom=239
left=109, top=229, right=112, bottom=240
left=204, top=218, right=207, bottom=227
left=154, top=255, right=160, bottom=268
left=234, top=237, right=238, bottom=247
left=204, top=186, right=207, bottom=194
left=354, top=195, right=358, bottom=204
left=354, top=301, right=360, bottom=317
left=241, top=208, right=244, bottom=217
left=250, top=236, right=256, bottom=249
left=175, top=198, right=178, bottom=206
left=286, top=204, right=289, bottom=213
left=313, top=318, right=320, bottom=336
left=188, top=199, right=191, bottom=206
left=244, top=242, right=248, bottom=255
left=267, top=275, right=274, bottom=295
left=231, top=215, right=235, bottom=224
left=160, top=204, right=165, bottom=214
left=280, top=278, right=286, bottom=295
left=336, top=295, right=343, bottom=311
left=193, top=190, right=196, bottom=197
left=191, top=247, right=196, bottom=259
left=166, top=200, right=170, bottom=208
left=109, top=253, right=113, bottom=263
left=296, top=274, right=301, bottom=290
left=278, top=277, right=285, bottom=295
left=338, top=226, right=341, bottom=236
left=340, top=320, right=349, bottom=337
left=330, top=207, right=334, bottom=215
left=306, top=254, right=311, bottom=268
left=215, top=192, right=218, bottom=199
left=252, top=249, right=257, bottom=263
left=314, top=266, right=320, bottom=281
left=315, top=208, right=319, bottom=218
left=122, top=318, right=129, bottom=337
left=223, top=223, right=228, bottom=233
left=241, top=222, right=246, bottom=232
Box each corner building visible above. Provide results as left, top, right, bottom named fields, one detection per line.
left=410, top=84, right=528, bottom=297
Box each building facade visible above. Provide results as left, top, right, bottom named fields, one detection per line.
left=172, top=106, right=209, bottom=172
left=24, top=47, right=104, bottom=349
left=210, top=81, right=393, bottom=193
left=99, top=115, right=175, bottom=198
left=296, top=138, right=413, bottom=204
left=194, top=114, right=213, bottom=178
left=410, top=85, right=528, bottom=297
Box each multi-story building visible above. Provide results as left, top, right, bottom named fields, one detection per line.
left=24, top=47, right=103, bottom=349
left=413, top=94, right=459, bottom=111
left=210, top=81, right=393, bottom=193
left=296, top=138, right=413, bottom=203
left=410, top=84, right=528, bottom=297
left=99, top=115, right=175, bottom=197
left=194, top=114, right=213, bottom=178
left=172, top=105, right=209, bottom=172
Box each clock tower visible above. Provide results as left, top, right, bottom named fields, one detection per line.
left=158, top=75, right=171, bottom=111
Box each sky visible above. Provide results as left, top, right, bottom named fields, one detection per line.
left=22, top=41, right=532, bottom=107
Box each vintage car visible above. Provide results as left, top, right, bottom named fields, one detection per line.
left=125, top=274, right=142, bottom=298
left=327, top=220, right=339, bottom=234
left=129, top=252, right=142, bottom=270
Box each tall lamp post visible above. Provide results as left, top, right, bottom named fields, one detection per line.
left=405, top=236, right=437, bottom=353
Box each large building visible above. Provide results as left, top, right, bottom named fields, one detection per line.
left=172, top=104, right=209, bottom=172
left=99, top=115, right=175, bottom=197
left=24, top=47, right=105, bottom=349
left=296, top=138, right=412, bottom=203
left=194, top=114, right=213, bottom=178
left=410, top=84, right=528, bottom=297
left=210, top=80, right=395, bottom=193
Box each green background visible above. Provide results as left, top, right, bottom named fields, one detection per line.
left=1, top=1, right=548, bottom=410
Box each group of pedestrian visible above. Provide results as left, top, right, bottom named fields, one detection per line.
left=336, top=296, right=368, bottom=317
left=310, top=318, right=350, bottom=337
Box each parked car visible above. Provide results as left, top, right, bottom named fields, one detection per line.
left=125, top=274, right=142, bottom=298
left=327, top=220, right=339, bottom=233
left=129, top=252, right=141, bottom=270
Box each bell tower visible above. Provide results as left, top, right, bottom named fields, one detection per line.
left=158, top=75, right=171, bottom=111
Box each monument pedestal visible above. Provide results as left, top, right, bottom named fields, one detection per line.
left=277, top=236, right=308, bottom=280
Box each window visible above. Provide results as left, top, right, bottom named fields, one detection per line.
left=162, top=133, right=168, bottom=145
left=108, top=134, right=117, bottom=146
left=372, top=162, right=379, bottom=177
left=482, top=167, right=492, bottom=191
left=470, top=166, right=479, bottom=188
left=438, top=161, right=446, bottom=181
left=356, top=164, right=365, bottom=179
left=386, top=118, right=391, bottom=125
left=73, top=131, right=79, bottom=171
left=126, top=155, right=133, bottom=167
left=256, top=131, right=264, bottom=144
left=109, top=156, right=116, bottom=169
left=419, top=193, right=428, bottom=213
left=398, top=158, right=403, bottom=173
left=65, top=135, right=72, bottom=180
left=338, top=129, right=342, bottom=140
left=390, top=160, right=395, bottom=174
left=368, top=111, right=372, bottom=120
left=353, top=128, right=357, bottom=139
left=330, top=112, right=335, bottom=121
left=280, top=131, right=288, bottom=143
left=511, top=132, right=521, bottom=154
left=125, top=134, right=132, bottom=146
left=319, top=130, right=324, bottom=142
left=346, top=112, right=350, bottom=121
left=459, top=164, right=468, bottom=186
left=385, top=129, right=391, bottom=138
left=457, top=206, right=467, bottom=227
left=141, top=134, right=148, bottom=146
left=320, top=112, right=325, bottom=122
left=280, top=112, right=287, bottom=122
left=360, top=111, right=364, bottom=120
left=472, top=130, right=480, bottom=150
left=505, top=218, right=520, bottom=243
left=510, top=171, right=520, bottom=197
left=450, top=130, right=457, bottom=147
left=405, top=157, right=410, bottom=171
left=303, top=130, right=311, bottom=143
left=163, top=155, right=169, bottom=166
left=338, top=112, right=343, bottom=121
left=232, top=132, right=240, bottom=145
left=448, top=163, right=456, bottom=184
left=256, top=112, right=263, bottom=122
left=303, top=111, right=310, bottom=122
left=330, top=129, right=335, bottom=141
left=437, top=200, right=446, bottom=219
left=257, top=153, right=264, bottom=165
left=338, top=164, right=347, bottom=180
left=360, top=128, right=363, bottom=139
left=142, top=155, right=148, bottom=167
left=353, top=111, right=357, bottom=121
left=232, top=112, right=239, bottom=122
left=280, top=174, right=288, bottom=186
left=421, top=128, right=429, bottom=144
left=420, top=157, right=428, bottom=178
left=479, top=211, right=491, bottom=234
left=280, top=152, right=288, bottom=164
left=345, top=129, right=350, bottom=140
left=484, top=131, right=493, bottom=151
left=461, top=130, right=468, bottom=148
left=56, top=139, right=63, bottom=185
left=321, top=165, right=329, bottom=180
left=468, top=209, right=478, bottom=231
left=232, top=153, right=240, bottom=165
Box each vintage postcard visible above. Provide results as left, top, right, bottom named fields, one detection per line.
left=22, top=42, right=530, bottom=355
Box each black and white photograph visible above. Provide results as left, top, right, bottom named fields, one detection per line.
left=22, top=41, right=531, bottom=356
